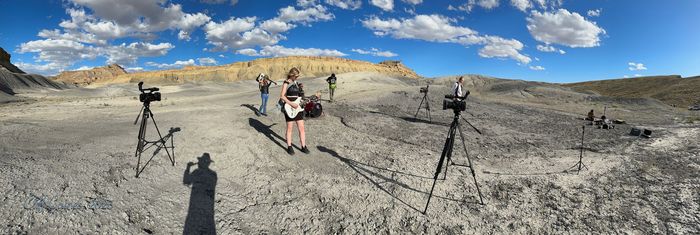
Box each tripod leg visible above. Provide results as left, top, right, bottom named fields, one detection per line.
left=442, top=120, right=458, bottom=180
left=149, top=110, right=174, bottom=165
left=426, top=96, right=431, bottom=123
left=415, top=95, right=426, bottom=118
left=135, top=111, right=148, bottom=178
left=424, top=124, right=454, bottom=214
left=458, top=123, right=484, bottom=204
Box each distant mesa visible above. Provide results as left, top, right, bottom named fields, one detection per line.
left=88, top=56, right=421, bottom=86
left=565, top=75, right=700, bottom=108
left=52, top=63, right=128, bottom=86
left=0, top=47, right=69, bottom=102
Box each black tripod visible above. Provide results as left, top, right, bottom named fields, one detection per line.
left=414, top=85, right=432, bottom=122
left=423, top=100, right=484, bottom=214
left=133, top=83, right=175, bottom=178
left=566, top=125, right=588, bottom=174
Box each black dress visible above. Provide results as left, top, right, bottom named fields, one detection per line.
left=284, top=80, right=304, bottom=122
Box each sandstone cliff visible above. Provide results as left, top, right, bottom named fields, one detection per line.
left=0, top=47, right=25, bottom=74
left=52, top=64, right=127, bottom=85
left=92, top=56, right=420, bottom=86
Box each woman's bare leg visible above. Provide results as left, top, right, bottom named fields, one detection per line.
left=296, top=120, right=306, bottom=147
left=286, top=121, right=294, bottom=147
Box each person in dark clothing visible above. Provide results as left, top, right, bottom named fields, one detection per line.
left=326, top=73, right=337, bottom=102
left=279, top=67, right=309, bottom=155
left=256, top=73, right=276, bottom=116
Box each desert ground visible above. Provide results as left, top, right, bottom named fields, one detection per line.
left=1, top=72, right=698, bottom=234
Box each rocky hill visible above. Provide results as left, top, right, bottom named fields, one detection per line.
left=52, top=64, right=127, bottom=86
left=564, top=75, right=700, bottom=108
left=91, top=56, right=420, bottom=86
left=0, top=47, right=69, bottom=102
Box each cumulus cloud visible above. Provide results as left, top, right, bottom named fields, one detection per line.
left=402, top=0, right=422, bottom=5
left=510, top=0, right=531, bottom=12
left=325, top=0, right=362, bottom=10
left=476, top=0, right=500, bottom=9
left=370, top=0, right=394, bottom=11
left=527, top=9, right=606, bottom=48
left=447, top=3, right=473, bottom=13
left=536, top=44, right=565, bottom=54
left=198, top=57, right=218, bottom=65
left=529, top=65, right=545, bottom=70
left=362, top=14, right=531, bottom=64
left=200, top=0, right=238, bottom=5
left=628, top=62, right=647, bottom=71
left=587, top=8, right=601, bottom=17
left=204, top=4, right=334, bottom=52
left=67, top=0, right=211, bottom=41
left=351, top=48, right=398, bottom=57
left=125, top=66, right=144, bottom=72
left=236, top=45, right=347, bottom=57
left=15, top=62, right=67, bottom=76
left=145, top=59, right=196, bottom=69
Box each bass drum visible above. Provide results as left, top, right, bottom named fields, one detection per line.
left=308, top=102, right=322, bottom=117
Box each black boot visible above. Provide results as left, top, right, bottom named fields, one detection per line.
left=287, top=146, right=295, bottom=155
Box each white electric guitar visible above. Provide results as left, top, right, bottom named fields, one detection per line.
left=283, top=97, right=304, bottom=118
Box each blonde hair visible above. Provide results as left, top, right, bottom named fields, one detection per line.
left=287, top=67, right=300, bottom=78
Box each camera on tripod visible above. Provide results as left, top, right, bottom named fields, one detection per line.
left=443, top=91, right=470, bottom=112
left=420, top=86, right=429, bottom=93
left=138, top=82, right=161, bottom=103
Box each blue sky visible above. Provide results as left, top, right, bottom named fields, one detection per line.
left=1, top=0, right=698, bottom=83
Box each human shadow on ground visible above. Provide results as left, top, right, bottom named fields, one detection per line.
left=317, top=146, right=474, bottom=213
left=183, top=153, right=218, bottom=235
left=368, top=111, right=449, bottom=127
left=240, top=104, right=260, bottom=116
left=248, top=118, right=287, bottom=151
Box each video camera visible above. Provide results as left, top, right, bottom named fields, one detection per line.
left=420, top=84, right=429, bottom=93
left=138, top=81, right=161, bottom=103
left=443, top=90, right=470, bottom=112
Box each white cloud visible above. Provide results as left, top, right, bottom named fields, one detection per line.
left=527, top=9, right=606, bottom=48
left=536, top=44, right=565, bottom=54
left=587, top=8, right=601, bottom=17
left=362, top=14, right=531, bottom=64
left=15, top=62, right=66, bottom=76
left=476, top=0, right=500, bottom=9
left=145, top=59, right=196, bottom=69
left=125, top=66, right=144, bottom=72
left=529, top=65, right=545, bottom=70
left=237, top=45, right=347, bottom=57
left=102, top=42, right=175, bottom=65
left=351, top=48, right=398, bottom=57
left=325, top=0, right=362, bottom=10
left=67, top=0, right=211, bottom=41
left=204, top=17, right=281, bottom=51
left=277, top=5, right=334, bottom=24
left=297, top=0, right=319, bottom=7
left=75, top=65, right=94, bottom=71
left=198, top=57, right=218, bottom=65
left=447, top=3, right=473, bottom=13
left=628, top=62, right=647, bottom=71
left=370, top=0, right=394, bottom=11
left=634, top=74, right=642, bottom=77
left=510, top=0, right=531, bottom=12
left=478, top=36, right=531, bottom=64
left=200, top=0, right=238, bottom=5
left=402, top=0, right=422, bottom=5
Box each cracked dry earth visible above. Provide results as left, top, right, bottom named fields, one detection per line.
left=1, top=73, right=699, bottom=234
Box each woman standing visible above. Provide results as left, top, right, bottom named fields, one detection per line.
left=279, top=67, right=310, bottom=155
left=257, top=73, right=276, bottom=116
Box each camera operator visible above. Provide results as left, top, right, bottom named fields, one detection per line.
left=256, top=73, right=277, bottom=116
left=452, top=76, right=464, bottom=98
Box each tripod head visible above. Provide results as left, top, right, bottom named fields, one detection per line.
left=420, top=84, right=429, bottom=93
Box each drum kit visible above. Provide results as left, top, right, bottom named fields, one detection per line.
left=302, top=95, right=323, bottom=118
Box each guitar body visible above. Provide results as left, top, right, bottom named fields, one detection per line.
left=283, top=97, right=304, bottom=118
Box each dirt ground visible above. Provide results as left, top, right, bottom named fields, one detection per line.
left=1, top=72, right=698, bottom=234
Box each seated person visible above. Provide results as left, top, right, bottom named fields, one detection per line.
left=586, top=109, right=595, bottom=121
